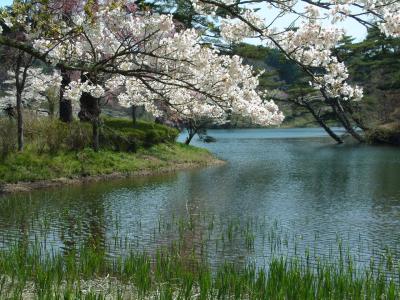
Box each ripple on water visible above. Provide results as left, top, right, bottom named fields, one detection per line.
left=0, top=128, right=399, bottom=269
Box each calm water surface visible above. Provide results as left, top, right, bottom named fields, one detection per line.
left=0, top=128, right=399, bottom=268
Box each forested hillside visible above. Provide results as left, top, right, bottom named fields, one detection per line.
left=231, top=29, right=400, bottom=144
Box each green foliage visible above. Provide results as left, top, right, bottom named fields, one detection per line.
left=101, top=118, right=179, bottom=151
left=0, top=118, right=16, bottom=159
left=24, top=118, right=92, bottom=153
left=0, top=143, right=215, bottom=183
left=0, top=116, right=202, bottom=183
left=1, top=116, right=179, bottom=154
left=147, top=0, right=224, bottom=45
left=337, top=28, right=400, bottom=126
left=233, top=43, right=270, bottom=60
left=0, top=220, right=399, bottom=299
left=365, top=122, right=400, bottom=145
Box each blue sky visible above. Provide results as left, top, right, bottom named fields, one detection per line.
left=256, top=3, right=367, bottom=42
left=0, top=0, right=11, bottom=6
left=0, top=0, right=366, bottom=41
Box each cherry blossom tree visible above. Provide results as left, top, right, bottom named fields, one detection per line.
left=1, top=68, right=61, bottom=112
left=0, top=63, right=61, bottom=151
left=1, top=0, right=398, bottom=147
left=0, top=0, right=284, bottom=150
left=188, top=0, right=399, bottom=141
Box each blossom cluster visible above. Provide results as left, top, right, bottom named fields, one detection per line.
left=277, top=20, right=364, bottom=101
left=28, top=5, right=283, bottom=126
left=4, top=0, right=396, bottom=123
left=64, top=80, right=105, bottom=102
left=189, top=0, right=399, bottom=38
left=189, top=0, right=400, bottom=102
left=220, top=11, right=266, bottom=43
left=328, top=0, right=400, bottom=37
left=0, top=68, right=62, bottom=110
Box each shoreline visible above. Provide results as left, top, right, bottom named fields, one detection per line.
left=0, top=157, right=225, bottom=195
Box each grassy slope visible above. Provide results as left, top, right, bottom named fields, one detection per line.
left=0, top=143, right=218, bottom=184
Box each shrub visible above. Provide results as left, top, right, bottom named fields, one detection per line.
left=100, top=127, right=140, bottom=152
left=366, top=122, right=400, bottom=145
left=0, top=118, right=17, bottom=159
left=0, top=116, right=179, bottom=156
left=40, top=120, right=68, bottom=153
left=25, top=118, right=91, bottom=153
left=144, top=130, right=162, bottom=147
left=65, top=121, right=92, bottom=151
left=102, top=117, right=179, bottom=150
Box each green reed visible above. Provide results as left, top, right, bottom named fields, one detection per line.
left=0, top=245, right=398, bottom=297
left=0, top=214, right=399, bottom=299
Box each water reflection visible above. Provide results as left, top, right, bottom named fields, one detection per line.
left=0, top=128, right=399, bottom=268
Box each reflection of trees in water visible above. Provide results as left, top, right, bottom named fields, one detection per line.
left=1, top=139, right=399, bottom=269
left=58, top=187, right=108, bottom=256
left=156, top=171, right=250, bottom=270
left=0, top=192, right=55, bottom=249
left=367, top=151, right=400, bottom=254
left=0, top=184, right=110, bottom=254
left=0, top=176, right=179, bottom=256
left=59, top=209, right=80, bottom=254
left=284, top=143, right=400, bottom=260
left=16, top=210, right=29, bottom=249
left=84, top=197, right=106, bottom=251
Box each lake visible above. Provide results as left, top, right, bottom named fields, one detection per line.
left=1, top=128, right=399, bottom=269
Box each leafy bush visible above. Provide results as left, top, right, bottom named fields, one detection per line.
left=100, top=128, right=140, bottom=152
left=64, top=121, right=92, bottom=151
left=102, top=118, right=179, bottom=151
left=26, top=118, right=68, bottom=153
left=0, top=116, right=179, bottom=155
left=0, top=118, right=17, bottom=159
left=25, top=118, right=92, bottom=153
left=366, top=122, right=400, bottom=145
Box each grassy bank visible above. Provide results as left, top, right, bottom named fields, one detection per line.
left=0, top=143, right=220, bottom=185
left=0, top=117, right=221, bottom=187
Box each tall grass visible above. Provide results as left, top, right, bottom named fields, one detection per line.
left=0, top=215, right=399, bottom=299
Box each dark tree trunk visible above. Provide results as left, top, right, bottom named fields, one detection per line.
left=60, top=99, right=73, bottom=122
left=59, top=67, right=73, bottom=122
left=331, top=101, right=365, bottom=142
left=132, top=105, right=137, bottom=126
left=78, top=73, right=102, bottom=151
left=16, top=91, right=23, bottom=151
left=321, top=91, right=365, bottom=143
left=79, top=91, right=101, bottom=152
left=14, top=53, right=30, bottom=152
left=185, top=125, right=197, bottom=145
left=305, top=103, right=343, bottom=144
left=92, top=118, right=100, bottom=152
left=60, top=100, right=73, bottom=122
left=78, top=92, right=101, bottom=122
left=185, top=134, right=195, bottom=145
left=343, top=101, right=370, bottom=132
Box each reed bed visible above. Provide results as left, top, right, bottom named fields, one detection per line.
left=0, top=214, right=399, bottom=299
